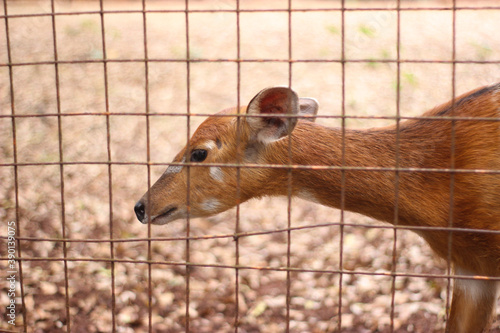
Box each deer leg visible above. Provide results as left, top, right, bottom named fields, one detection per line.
left=447, top=269, right=498, bottom=333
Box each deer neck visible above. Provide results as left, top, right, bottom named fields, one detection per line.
left=262, top=120, right=425, bottom=225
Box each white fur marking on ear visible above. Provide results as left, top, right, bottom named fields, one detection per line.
left=299, top=97, right=319, bottom=122
left=210, top=167, right=224, bottom=182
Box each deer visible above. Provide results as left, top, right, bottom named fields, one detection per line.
left=134, top=83, right=500, bottom=332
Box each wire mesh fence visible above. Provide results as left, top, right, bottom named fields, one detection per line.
left=1, top=0, right=500, bottom=332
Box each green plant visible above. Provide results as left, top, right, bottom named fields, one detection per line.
left=326, top=24, right=340, bottom=35
left=358, top=24, right=376, bottom=38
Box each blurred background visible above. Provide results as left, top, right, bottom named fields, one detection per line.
left=1, top=0, right=500, bottom=332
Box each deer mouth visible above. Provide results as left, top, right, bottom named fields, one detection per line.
left=151, top=206, right=178, bottom=225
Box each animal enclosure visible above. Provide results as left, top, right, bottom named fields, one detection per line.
left=1, top=0, right=500, bottom=332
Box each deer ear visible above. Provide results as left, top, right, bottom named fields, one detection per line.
left=246, top=87, right=299, bottom=143
left=299, top=97, right=319, bottom=122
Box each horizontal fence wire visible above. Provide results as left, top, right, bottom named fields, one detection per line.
left=1, top=4, right=500, bottom=18
left=2, top=255, right=500, bottom=282
left=2, top=0, right=500, bottom=332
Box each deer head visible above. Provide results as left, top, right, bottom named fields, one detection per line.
left=134, top=87, right=319, bottom=225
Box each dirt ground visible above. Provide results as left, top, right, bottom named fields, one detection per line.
left=1, top=0, right=500, bottom=332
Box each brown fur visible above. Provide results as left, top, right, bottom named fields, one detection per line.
left=136, top=83, right=500, bottom=332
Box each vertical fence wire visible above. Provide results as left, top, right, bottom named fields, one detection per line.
left=139, top=1, right=154, bottom=331
left=184, top=1, right=192, bottom=331
left=285, top=1, right=294, bottom=332
left=390, top=0, right=402, bottom=331
left=234, top=1, right=242, bottom=332
left=445, top=1, right=458, bottom=330
left=337, top=1, right=347, bottom=331
left=49, top=1, right=72, bottom=331
left=234, top=1, right=245, bottom=331
left=2, top=0, right=28, bottom=331
left=99, top=1, right=117, bottom=331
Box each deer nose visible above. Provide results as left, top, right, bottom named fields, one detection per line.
left=134, top=201, right=146, bottom=223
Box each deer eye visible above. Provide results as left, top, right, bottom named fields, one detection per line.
left=190, top=149, right=208, bottom=162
